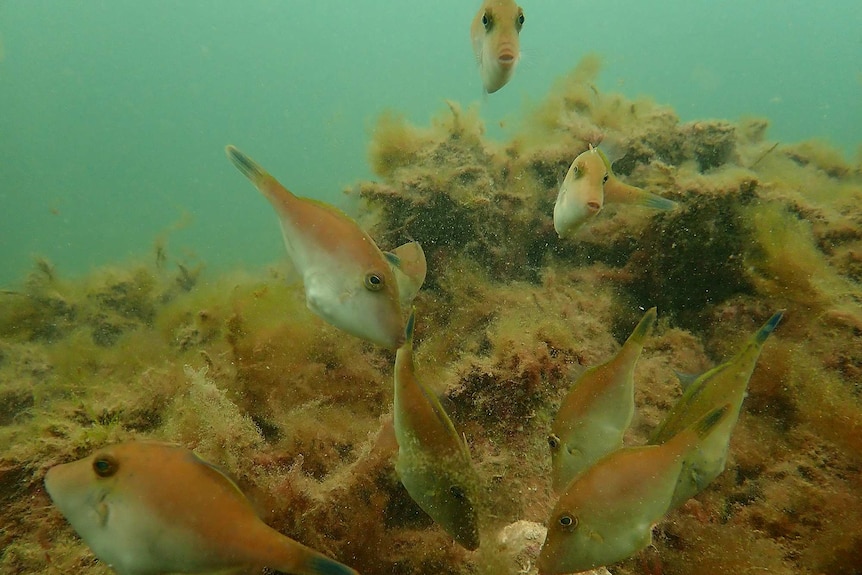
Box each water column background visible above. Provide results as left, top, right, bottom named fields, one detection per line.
left=0, top=0, right=859, bottom=286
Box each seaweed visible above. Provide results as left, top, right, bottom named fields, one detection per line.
left=1, top=55, right=861, bottom=575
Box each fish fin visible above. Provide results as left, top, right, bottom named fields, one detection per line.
left=755, top=310, right=784, bottom=345
left=462, top=432, right=472, bottom=461
left=674, top=370, right=701, bottom=391
left=595, top=146, right=614, bottom=170
left=422, top=381, right=472, bottom=461
left=302, top=555, right=359, bottom=575
left=187, top=451, right=251, bottom=502
left=626, top=306, right=657, bottom=346
left=226, top=145, right=268, bottom=185
left=226, top=145, right=300, bottom=209
left=390, top=242, right=426, bottom=273
left=399, top=311, right=471, bottom=461
left=384, top=252, right=401, bottom=267
left=388, top=242, right=427, bottom=307
left=594, top=144, right=677, bottom=210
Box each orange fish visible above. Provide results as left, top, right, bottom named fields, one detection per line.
left=394, top=311, right=480, bottom=550
left=470, top=0, right=525, bottom=93
left=538, top=405, right=730, bottom=574
left=548, top=307, right=656, bottom=493
left=226, top=145, right=424, bottom=348
left=45, top=441, right=360, bottom=575
left=553, top=146, right=677, bottom=238
left=650, top=310, right=784, bottom=510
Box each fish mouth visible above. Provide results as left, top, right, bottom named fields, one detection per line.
left=496, top=46, right=518, bottom=66
left=497, top=55, right=517, bottom=67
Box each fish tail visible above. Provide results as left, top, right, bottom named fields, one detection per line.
left=627, top=306, right=657, bottom=346
left=225, top=145, right=269, bottom=186
left=304, top=555, right=360, bottom=575
left=639, top=191, right=678, bottom=211
left=604, top=178, right=678, bottom=211
left=276, top=545, right=360, bottom=575
left=754, top=310, right=784, bottom=345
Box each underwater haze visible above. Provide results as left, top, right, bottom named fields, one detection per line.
left=0, top=0, right=860, bottom=286
left=3, top=2, right=862, bottom=575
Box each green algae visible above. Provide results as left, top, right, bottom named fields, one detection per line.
left=1, top=56, right=861, bottom=575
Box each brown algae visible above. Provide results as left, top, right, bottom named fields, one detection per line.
left=1, top=56, right=862, bottom=575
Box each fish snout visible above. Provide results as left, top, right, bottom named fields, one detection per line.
left=496, top=45, right=519, bottom=67
left=43, top=466, right=58, bottom=497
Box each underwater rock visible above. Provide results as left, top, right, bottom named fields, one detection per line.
left=784, top=140, right=854, bottom=179
left=623, top=182, right=758, bottom=331
left=2, top=54, right=862, bottom=575
left=681, top=120, right=737, bottom=172
left=89, top=313, right=129, bottom=347
left=90, top=273, right=157, bottom=325
left=611, top=106, right=689, bottom=174
left=0, top=289, right=77, bottom=343
left=362, top=102, right=554, bottom=284
left=494, top=520, right=546, bottom=575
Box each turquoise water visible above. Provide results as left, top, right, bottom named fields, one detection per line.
left=1, top=0, right=859, bottom=287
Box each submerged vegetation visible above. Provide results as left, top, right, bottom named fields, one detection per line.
left=2, top=56, right=862, bottom=574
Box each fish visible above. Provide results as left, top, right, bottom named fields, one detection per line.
left=470, top=0, right=525, bottom=94
left=537, top=405, right=731, bottom=575
left=226, top=145, right=424, bottom=348
left=649, top=310, right=784, bottom=510
left=548, top=307, right=657, bottom=493
left=393, top=311, right=480, bottom=550
left=553, top=146, right=677, bottom=238
left=44, top=441, right=359, bottom=575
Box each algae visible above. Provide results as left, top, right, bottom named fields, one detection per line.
left=1, top=55, right=861, bottom=575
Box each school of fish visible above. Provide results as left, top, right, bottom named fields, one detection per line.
left=41, top=4, right=786, bottom=575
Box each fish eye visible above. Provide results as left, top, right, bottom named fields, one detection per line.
left=558, top=513, right=578, bottom=531
left=602, top=173, right=609, bottom=183
left=92, top=456, right=118, bottom=478
left=450, top=485, right=466, bottom=500
left=547, top=434, right=561, bottom=450
left=517, top=11, right=525, bottom=28
left=482, top=12, right=492, bottom=31
left=364, top=272, right=384, bottom=291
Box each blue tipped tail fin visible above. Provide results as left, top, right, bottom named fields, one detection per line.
left=627, top=306, right=657, bottom=344
left=225, top=145, right=267, bottom=183
left=307, top=555, right=360, bottom=575
left=755, top=310, right=785, bottom=345
left=640, top=191, right=678, bottom=211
